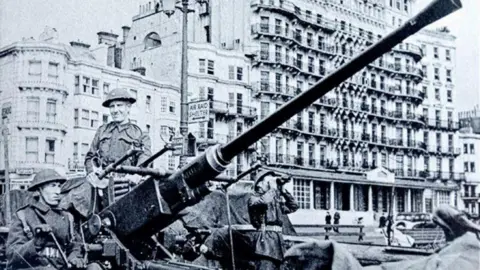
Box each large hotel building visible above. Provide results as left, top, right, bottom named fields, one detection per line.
left=124, top=0, right=463, bottom=224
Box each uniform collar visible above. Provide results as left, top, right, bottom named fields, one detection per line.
left=106, top=120, right=131, bottom=133
left=31, top=200, right=52, bottom=213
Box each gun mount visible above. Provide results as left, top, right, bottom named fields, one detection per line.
left=80, top=0, right=462, bottom=268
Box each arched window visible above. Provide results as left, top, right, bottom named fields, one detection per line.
left=144, top=32, right=161, bottom=49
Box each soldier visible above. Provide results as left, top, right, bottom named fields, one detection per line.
left=85, top=88, right=152, bottom=189
left=247, top=171, right=299, bottom=270
left=61, top=88, right=152, bottom=218
left=6, top=169, right=86, bottom=270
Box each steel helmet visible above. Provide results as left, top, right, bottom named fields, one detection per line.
left=28, top=169, right=67, bottom=191
left=102, top=88, right=136, bottom=108
left=253, top=170, right=277, bottom=189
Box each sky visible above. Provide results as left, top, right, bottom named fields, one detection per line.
left=0, top=0, right=478, bottom=110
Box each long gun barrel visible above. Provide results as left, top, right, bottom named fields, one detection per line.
left=83, top=0, right=462, bottom=259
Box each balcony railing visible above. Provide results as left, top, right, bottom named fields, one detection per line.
left=426, top=118, right=460, bottom=130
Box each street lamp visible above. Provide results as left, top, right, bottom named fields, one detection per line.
left=158, top=0, right=203, bottom=166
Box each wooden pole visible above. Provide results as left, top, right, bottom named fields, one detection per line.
left=2, top=127, right=10, bottom=225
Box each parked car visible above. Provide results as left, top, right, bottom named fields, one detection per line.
left=395, top=212, right=432, bottom=229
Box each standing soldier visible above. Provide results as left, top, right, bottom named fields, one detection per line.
left=247, top=171, right=299, bottom=270
left=6, top=169, right=86, bottom=269
left=61, top=88, right=152, bottom=218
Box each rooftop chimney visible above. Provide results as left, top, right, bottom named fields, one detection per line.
left=69, top=41, right=91, bottom=49
left=97, top=31, right=119, bottom=46
left=122, top=26, right=131, bottom=44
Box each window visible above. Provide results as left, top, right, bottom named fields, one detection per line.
left=207, top=60, right=214, bottom=75
left=421, top=44, right=427, bottom=56
left=293, top=179, right=311, bottom=209
left=438, top=191, right=449, bottom=205
left=436, top=157, right=442, bottom=172
left=435, top=88, right=440, bottom=101
left=73, top=142, right=78, bottom=161
left=28, top=60, right=42, bottom=76
left=75, top=75, right=80, bottom=93
left=45, top=139, right=55, bottom=163
left=470, top=144, right=475, bottom=154
left=144, top=95, right=151, bottom=112
left=90, top=79, right=99, bottom=95
left=90, top=111, right=99, bottom=128
left=228, top=66, right=234, bottom=80
left=199, top=59, right=206, bottom=73
left=81, top=143, right=89, bottom=160
left=161, top=97, right=167, bottom=113
left=81, top=109, right=89, bottom=127
left=46, top=99, right=57, bottom=123
left=26, top=137, right=39, bottom=162
left=27, top=97, right=40, bottom=122
left=434, top=47, right=439, bottom=59
left=48, top=62, right=58, bottom=78
left=464, top=162, right=469, bottom=172
left=464, top=143, right=468, bottom=154
left=260, top=42, right=269, bottom=60
left=434, top=68, right=440, bottom=80
left=470, top=162, right=476, bottom=173
left=447, top=90, right=452, bottom=102
left=236, top=67, right=243, bottom=81
left=169, top=101, right=175, bottom=114
left=446, top=49, right=451, bottom=61
left=425, top=156, right=430, bottom=171
left=82, top=77, right=91, bottom=93
left=74, top=109, right=79, bottom=126
left=446, top=69, right=452, bottom=83
left=260, top=101, right=269, bottom=119
left=103, top=83, right=110, bottom=95
left=168, top=156, right=176, bottom=170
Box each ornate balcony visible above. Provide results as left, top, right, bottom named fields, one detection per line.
left=251, top=0, right=337, bottom=32
left=426, top=118, right=460, bottom=131
left=393, top=43, right=423, bottom=62
left=17, top=119, right=68, bottom=134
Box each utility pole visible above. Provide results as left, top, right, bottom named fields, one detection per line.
left=2, top=127, right=10, bottom=225
left=178, top=0, right=191, bottom=167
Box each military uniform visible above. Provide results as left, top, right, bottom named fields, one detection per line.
left=84, top=120, right=151, bottom=174
left=6, top=169, right=84, bottom=270
left=61, top=88, right=152, bottom=218
left=247, top=171, right=299, bottom=270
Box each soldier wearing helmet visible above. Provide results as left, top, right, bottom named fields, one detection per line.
left=5, top=169, right=86, bottom=269
left=84, top=88, right=152, bottom=202
left=247, top=170, right=299, bottom=270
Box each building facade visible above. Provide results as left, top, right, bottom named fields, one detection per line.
left=125, top=0, right=462, bottom=224
left=458, top=106, right=480, bottom=216
left=0, top=28, right=179, bottom=190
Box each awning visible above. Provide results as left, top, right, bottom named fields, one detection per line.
left=266, top=167, right=458, bottom=191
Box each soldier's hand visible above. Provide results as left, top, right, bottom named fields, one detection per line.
left=33, top=224, right=52, bottom=248
left=128, top=174, right=144, bottom=185
left=69, top=257, right=86, bottom=269
left=86, top=172, right=108, bottom=189
left=262, top=189, right=277, bottom=203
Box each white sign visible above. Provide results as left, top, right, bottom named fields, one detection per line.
left=172, top=136, right=184, bottom=156
left=16, top=168, right=34, bottom=175
left=188, top=100, right=210, bottom=123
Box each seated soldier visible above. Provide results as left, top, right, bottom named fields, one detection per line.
left=6, top=169, right=86, bottom=270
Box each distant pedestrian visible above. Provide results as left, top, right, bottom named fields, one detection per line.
left=379, top=213, right=387, bottom=228
left=325, top=212, right=332, bottom=232
left=333, top=212, right=341, bottom=232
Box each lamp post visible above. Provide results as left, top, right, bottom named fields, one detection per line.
left=160, top=0, right=198, bottom=166
left=2, top=127, right=10, bottom=225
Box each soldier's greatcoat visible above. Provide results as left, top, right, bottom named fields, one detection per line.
left=6, top=200, right=83, bottom=270
left=248, top=189, right=299, bottom=269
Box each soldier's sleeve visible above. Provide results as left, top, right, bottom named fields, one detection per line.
left=66, top=213, right=84, bottom=261
left=137, top=132, right=152, bottom=166
left=84, top=126, right=103, bottom=174
left=6, top=211, right=39, bottom=266
left=281, top=189, right=299, bottom=214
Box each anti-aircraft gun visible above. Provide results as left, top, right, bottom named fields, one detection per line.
left=79, top=0, right=462, bottom=268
